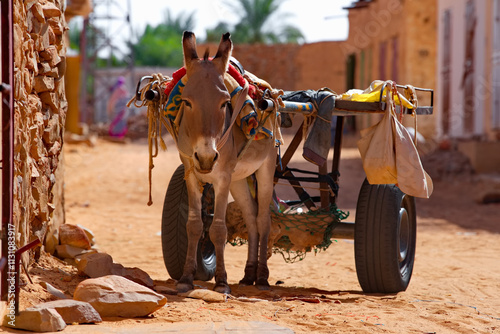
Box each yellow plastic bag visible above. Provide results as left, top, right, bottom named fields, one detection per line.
left=341, top=80, right=414, bottom=110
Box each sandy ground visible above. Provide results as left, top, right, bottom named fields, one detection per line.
left=22, top=131, right=500, bottom=333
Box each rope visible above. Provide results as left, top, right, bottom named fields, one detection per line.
left=127, top=73, right=171, bottom=205
left=404, top=85, right=419, bottom=146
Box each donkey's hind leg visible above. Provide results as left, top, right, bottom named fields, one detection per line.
left=253, top=148, right=277, bottom=290
left=230, top=178, right=259, bottom=286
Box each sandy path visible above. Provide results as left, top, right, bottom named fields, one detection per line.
left=62, top=136, right=500, bottom=334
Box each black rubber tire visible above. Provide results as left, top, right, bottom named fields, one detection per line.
left=354, top=178, right=416, bottom=293
left=161, top=164, right=216, bottom=281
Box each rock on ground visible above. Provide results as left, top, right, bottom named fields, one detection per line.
left=3, top=308, right=66, bottom=332
left=59, top=224, right=92, bottom=250
left=73, top=275, right=167, bottom=318
left=27, top=299, right=102, bottom=324
left=76, top=252, right=113, bottom=277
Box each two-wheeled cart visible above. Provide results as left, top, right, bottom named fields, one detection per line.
left=135, top=76, right=433, bottom=293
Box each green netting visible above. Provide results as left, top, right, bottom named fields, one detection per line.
left=271, top=203, right=349, bottom=263
left=227, top=203, right=349, bottom=264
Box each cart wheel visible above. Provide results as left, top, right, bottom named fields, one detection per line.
left=354, top=178, right=416, bottom=293
left=161, top=164, right=216, bottom=281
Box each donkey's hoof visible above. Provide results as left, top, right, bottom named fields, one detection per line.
left=238, top=277, right=255, bottom=287
left=176, top=282, right=194, bottom=293
left=214, top=283, right=231, bottom=294
left=256, top=278, right=270, bottom=290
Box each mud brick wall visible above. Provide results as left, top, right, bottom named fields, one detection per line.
left=12, top=0, right=68, bottom=261
left=199, top=42, right=347, bottom=93
left=344, top=0, right=437, bottom=137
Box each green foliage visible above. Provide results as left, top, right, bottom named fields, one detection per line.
left=132, top=9, right=195, bottom=67
left=205, top=22, right=232, bottom=43
left=68, top=20, right=81, bottom=51
left=205, top=0, right=304, bottom=44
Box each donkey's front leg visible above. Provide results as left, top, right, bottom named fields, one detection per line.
left=209, top=179, right=232, bottom=294
left=176, top=175, right=203, bottom=293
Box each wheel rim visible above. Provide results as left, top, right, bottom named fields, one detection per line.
left=199, top=235, right=215, bottom=263
left=200, top=184, right=216, bottom=266
left=398, top=196, right=411, bottom=272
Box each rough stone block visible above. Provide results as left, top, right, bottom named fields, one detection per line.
left=73, top=275, right=167, bottom=318
left=39, top=91, right=58, bottom=110
left=28, top=300, right=102, bottom=324
left=59, top=223, right=92, bottom=250
left=121, top=267, right=155, bottom=290
left=48, top=17, right=64, bottom=35
left=43, top=115, right=61, bottom=144
left=77, top=252, right=113, bottom=278
left=40, top=46, right=61, bottom=67
left=56, top=244, right=93, bottom=259
left=2, top=308, right=66, bottom=332
left=31, top=2, right=45, bottom=22
left=42, top=2, right=62, bottom=18
left=34, top=75, right=55, bottom=92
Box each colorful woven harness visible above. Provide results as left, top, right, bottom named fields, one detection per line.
left=163, top=64, right=273, bottom=140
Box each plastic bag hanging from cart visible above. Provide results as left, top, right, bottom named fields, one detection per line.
left=357, top=82, right=433, bottom=198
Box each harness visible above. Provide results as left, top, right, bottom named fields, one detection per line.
left=127, top=63, right=283, bottom=204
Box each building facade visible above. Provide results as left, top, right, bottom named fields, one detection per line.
left=437, top=0, right=500, bottom=172
left=343, top=0, right=438, bottom=139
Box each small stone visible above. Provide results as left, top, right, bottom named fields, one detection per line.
left=155, top=286, right=178, bottom=295
left=39, top=91, right=58, bottom=110
left=3, top=308, right=66, bottom=332
left=41, top=115, right=61, bottom=145
left=39, top=46, right=61, bottom=66
left=77, top=224, right=96, bottom=246
left=31, top=2, right=45, bottom=22
left=180, top=289, right=227, bottom=302
left=73, top=275, right=167, bottom=318
left=55, top=244, right=92, bottom=259
left=27, top=300, right=102, bottom=324
left=121, top=267, right=155, bottom=289
left=59, top=224, right=91, bottom=250
left=41, top=2, right=62, bottom=18
left=77, top=252, right=113, bottom=278
left=48, top=141, right=62, bottom=156
left=34, top=75, right=55, bottom=92
left=47, top=17, right=64, bottom=35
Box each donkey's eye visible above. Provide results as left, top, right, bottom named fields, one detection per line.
left=182, top=100, right=192, bottom=108
left=221, top=101, right=230, bottom=109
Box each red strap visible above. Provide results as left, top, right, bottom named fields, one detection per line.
left=164, top=64, right=249, bottom=98
left=164, top=67, right=187, bottom=97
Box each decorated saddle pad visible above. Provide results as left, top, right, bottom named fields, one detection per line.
left=164, top=66, right=275, bottom=141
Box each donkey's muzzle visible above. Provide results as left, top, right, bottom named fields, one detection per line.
left=194, top=151, right=219, bottom=174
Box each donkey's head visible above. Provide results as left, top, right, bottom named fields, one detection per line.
left=177, top=31, right=232, bottom=174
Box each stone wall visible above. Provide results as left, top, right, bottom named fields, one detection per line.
left=12, top=0, right=68, bottom=261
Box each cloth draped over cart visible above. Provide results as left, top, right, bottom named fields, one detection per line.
left=281, top=89, right=336, bottom=167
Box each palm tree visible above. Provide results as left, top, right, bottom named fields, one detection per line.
left=205, top=0, right=304, bottom=44
left=132, top=9, right=195, bottom=67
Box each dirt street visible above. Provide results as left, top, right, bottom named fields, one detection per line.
left=23, top=132, right=500, bottom=333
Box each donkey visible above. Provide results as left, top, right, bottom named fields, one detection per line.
left=175, top=31, right=277, bottom=294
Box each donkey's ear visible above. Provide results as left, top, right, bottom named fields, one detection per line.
left=183, top=31, right=199, bottom=70
left=212, top=32, right=232, bottom=74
